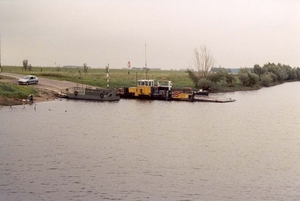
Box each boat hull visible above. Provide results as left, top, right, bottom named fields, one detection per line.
left=66, top=94, right=120, bottom=101
left=194, top=91, right=209, bottom=96
left=64, top=87, right=120, bottom=101
left=120, top=86, right=172, bottom=101
left=193, top=95, right=235, bottom=103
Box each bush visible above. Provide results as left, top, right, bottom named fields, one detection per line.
left=208, top=73, right=223, bottom=83
left=197, top=78, right=215, bottom=91
left=269, top=72, right=278, bottom=82
left=0, top=83, right=38, bottom=99
left=248, top=73, right=259, bottom=87
left=260, top=73, right=273, bottom=87
left=238, top=73, right=249, bottom=86
left=225, top=73, right=236, bottom=87
left=296, top=68, right=300, bottom=80
left=238, top=70, right=259, bottom=87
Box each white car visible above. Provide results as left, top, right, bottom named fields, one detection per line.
left=18, top=75, right=39, bottom=85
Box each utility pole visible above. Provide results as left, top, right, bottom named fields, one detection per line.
left=145, top=43, right=148, bottom=79
left=127, top=61, right=131, bottom=82
left=106, top=63, right=109, bottom=88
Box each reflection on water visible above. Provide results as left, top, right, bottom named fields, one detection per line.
left=1, top=82, right=300, bottom=200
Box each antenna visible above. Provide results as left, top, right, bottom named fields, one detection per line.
left=145, top=43, right=147, bottom=69
left=145, top=43, right=148, bottom=79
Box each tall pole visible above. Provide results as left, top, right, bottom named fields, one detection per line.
left=127, top=61, right=131, bottom=82
left=145, top=43, right=148, bottom=79
left=106, top=63, right=109, bottom=88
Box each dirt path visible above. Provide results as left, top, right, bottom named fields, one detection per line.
left=0, top=72, right=89, bottom=105
left=0, top=72, right=82, bottom=91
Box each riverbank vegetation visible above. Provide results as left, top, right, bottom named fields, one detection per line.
left=0, top=82, right=39, bottom=105
left=1, top=62, right=300, bottom=93
left=187, top=63, right=300, bottom=92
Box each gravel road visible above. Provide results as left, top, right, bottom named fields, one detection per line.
left=0, top=72, right=90, bottom=93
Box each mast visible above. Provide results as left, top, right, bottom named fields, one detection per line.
left=145, top=43, right=148, bottom=79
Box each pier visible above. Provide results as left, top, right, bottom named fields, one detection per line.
left=193, top=95, right=236, bottom=103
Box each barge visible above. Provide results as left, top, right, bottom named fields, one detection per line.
left=120, top=79, right=194, bottom=101
left=62, top=86, right=120, bottom=101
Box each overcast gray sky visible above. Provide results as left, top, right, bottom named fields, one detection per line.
left=1, top=0, right=299, bottom=69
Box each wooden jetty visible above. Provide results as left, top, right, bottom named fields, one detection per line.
left=193, top=95, right=236, bottom=103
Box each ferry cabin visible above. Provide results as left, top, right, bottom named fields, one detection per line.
left=128, top=79, right=154, bottom=97
left=124, top=79, right=172, bottom=100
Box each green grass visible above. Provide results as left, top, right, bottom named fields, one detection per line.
left=0, top=82, right=38, bottom=99
left=1, top=66, right=265, bottom=92
left=2, top=66, right=194, bottom=89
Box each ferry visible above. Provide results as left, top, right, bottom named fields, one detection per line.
left=120, top=79, right=194, bottom=101
left=63, top=86, right=120, bottom=101
left=121, top=79, right=172, bottom=100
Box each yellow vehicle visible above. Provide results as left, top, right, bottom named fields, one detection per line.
left=121, top=79, right=194, bottom=101
left=122, top=79, right=172, bottom=100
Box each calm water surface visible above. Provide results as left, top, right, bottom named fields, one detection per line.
left=1, top=82, right=300, bottom=201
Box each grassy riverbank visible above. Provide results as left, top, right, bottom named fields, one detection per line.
left=1, top=66, right=250, bottom=91
left=3, top=64, right=299, bottom=94
left=2, top=65, right=298, bottom=106
left=2, top=66, right=195, bottom=87
left=0, top=81, right=39, bottom=105
left=0, top=74, right=59, bottom=106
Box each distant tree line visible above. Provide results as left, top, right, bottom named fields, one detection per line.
left=237, top=63, right=300, bottom=88
left=251, top=63, right=300, bottom=86
left=187, top=62, right=300, bottom=91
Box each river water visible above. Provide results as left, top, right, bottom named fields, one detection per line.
left=1, top=82, right=300, bottom=201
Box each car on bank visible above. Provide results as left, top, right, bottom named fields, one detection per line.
left=18, top=75, right=39, bottom=85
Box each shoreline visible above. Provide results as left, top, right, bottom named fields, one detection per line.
left=1, top=74, right=294, bottom=106
left=0, top=78, right=58, bottom=106
left=0, top=88, right=58, bottom=106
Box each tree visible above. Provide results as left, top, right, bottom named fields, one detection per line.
left=260, top=73, right=273, bottom=87
left=296, top=68, right=300, bottom=80
left=187, top=45, right=214, bottom=89
left=186, top=69, right=199, bottom=88
left=238, top=68, right=259, bottom=87
left=208, top=68, right=226, bottom=82
left=225, top=73, right=236, bottom=87
left=252, top=64, right=265, bottom=80
left=197, top=78, right=214, bottom=91
left=83, top=63, right=88, bottom=76
left=23, top=59, right=28, bottom=71
left=238, top=72, right=249, bottom=86
left=248, top=72, right=259, bottom=86
left=193, top=45, right=214, bottom=78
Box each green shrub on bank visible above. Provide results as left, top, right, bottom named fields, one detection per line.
left=0, top=83, right=38, bottom=99
left=260, top=73, right=273, bottom=87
